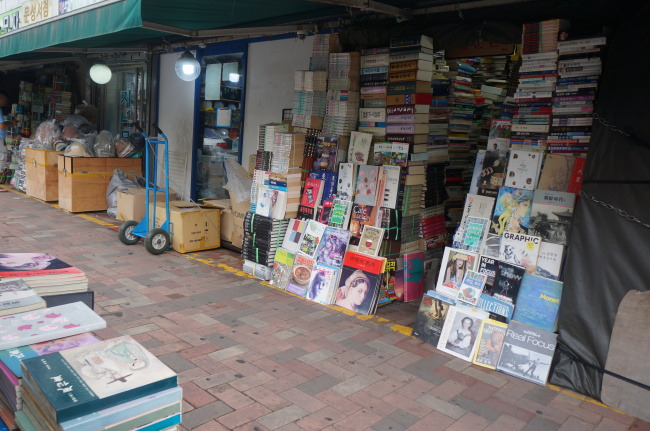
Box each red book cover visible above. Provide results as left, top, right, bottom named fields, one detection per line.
left=318, top=200, right=333, bottom=224
left=334, top=251, right=387, bottom=315
left=567, top=157, right=586, bottom=195
left=301, top=178, right=324, bottom=209
left=0, top=253, right=83, bottom=278
left=402, top=252, right=425, bottom=302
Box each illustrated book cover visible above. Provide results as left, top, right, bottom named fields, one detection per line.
left=328, top=198, right=353, bottom=230
left=270, top=248, right=296, bottom=290
left=334, top=251, right=386, bottom=315
left=298, top=220, right=328, bottom=258
left=348, top=203, right=379, bottom=246
left=512, top=273, right=563, bottom=332
left=354, top=165, right=382, bottom=206
left=286, top=254, right=316, bottom=297
left=456, top=270, right=487, bottom=306
left=337, top=163, right=357, bottom=199
left=460, top=194, right=495, bottom=230
left=402, top=252, right=425, bottom=302
left=490, top=187, right=535, bottom=235
left=348, top=131, right=373, bottom=165
left=537, top=153, right=576, bottom=191
left=499, top=232, right=541, bottom=274
left=0, top=253, right=85, bottom=279
left=488, top=261, right=526, bottom=305
left=305, top=263, right=339, bottom=305
left=411, top=291, right=456, bottom=347
left=315, top=227, right=351, bottom=267
left=456, top=217, right=490, bottom=253
left=473, top=319, right=508, bottom=370
left=435, top=247, right=479, bottom=300
left=356, top=226, right=385, bottom=257
left=437, top=305, right=489, bottom=362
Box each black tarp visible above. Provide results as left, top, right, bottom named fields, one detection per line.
left=548, top=4, right=650, bottom=400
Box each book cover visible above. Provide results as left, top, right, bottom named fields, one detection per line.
left=535, top=242, right=565, bottom=280
left=529, top=189, right=575, bottom=246
left=490, top=187, right=534, bottom=235
left=315, top=227, right=351, bottom=267
left=412, top=291, right=456, bottom=347
left=21, top=335, right=178, bottom=423
left=487, top=119, right=512, bottom=154
left=435, top=247, right=479, bottom=300
left=318, top=200, right=334, bottom=224
left=313, top=137, right=339, bottom=172
left=337, top=163, right=357, bottom=199
left=468, top=150, right=486, bottom=195
left=357, top=226, right=385, bottom=257
left=309, top=170, right=338, bottom=205
left=457, top=270, right=487, bottom=306
left=504, top=150, right=543, bottom=190
left=300, top=178, right=324, bottom=209
left=437, top=305, right=489, bottom=362
left=348, top=203, right=378, bottom=246
left=0, top=279, right=45, bottom=316
left=334, top=251, right=386, bottom=315
left=328, top=198, right=353, bottom=230
left=0, top=302, right=106, bottom=351
left=567, top=156, right=586, bottom=195
left=0, top=254, right=84, bottom=278
left=281, top=219, right=308, bottom=254
left=305, top=264, right=339, bottom=305
left=497, top=320, right=557, bottom=386
left=0, top=332, right=99, bottom=378
left=458, top=217, right=490, bottom=253
left=348, top=131, right=373, bottom=164
left=475, top=151, right=507, bottom=194
left=402, top=252, right=425, bottom=302
left=354, top=165, right=382, bottom=206
left=512, top=273, right=563, bottom=332
left=488, top=261, right=526, bottom=304
left=380, top=165, right=401, bottom=209
left=477, top=255, right=499, bottom=289
left=537, top=153, right=576, bottom=191
left=286, top=254, right=316, bottom=296
left=460, top=194, right=495, bottom=229
left=298, top=220, right=328, bottom=258
left=379, top=258, right=398, bottom=305
left=270, top=248, right=295, bottom=290
left=499, top=232, right=542, bottom=274
left=479, top=234, right=502, bottom=259
left=473, top=319, right=508, bottom=370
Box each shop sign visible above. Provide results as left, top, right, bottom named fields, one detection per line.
left=58, top=0, right=107, bottom=15
left=0, top=7, right=19, bottom=34
left=21, top=0, right=55, bottom=26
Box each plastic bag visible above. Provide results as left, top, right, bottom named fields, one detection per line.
left=94, top=130, right=116, bottom=158
left=74, top=102, right=98, bottom=126
left=106, top=169, right=139, bottom=218
left=34, top=120, right=61, bottom=149
left=62, top=114, right=90, bottom=129
left=223, top=159, right=252, bottom=204
left=63, top=138, right=95, bottom=157
left=61, top=124, right=81, bottom=141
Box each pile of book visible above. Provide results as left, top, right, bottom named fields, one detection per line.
left=428, top=51, right=451, bottom=163
left=359, top=47, right=389, bottom=139
left=521, top=19, right=569, bottom=55
left=241, top=212, right=290, bottom=279
left=310, top=33, right=340, bottom=72
left=256, top=123, right=287, bottom=171
left=322, top=52, right=361, bottom=139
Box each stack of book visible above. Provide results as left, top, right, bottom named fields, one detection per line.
left=322, top=52, right=361, bottom=139
left=0, top=279, right=45, bottom=316
left=521, top=19, right=570, bottom=55
left=548, top=35, right=606, bottom=155
left=428, top=51, right=451, bottom=163
left=310, top=33, right=340, bottom=71
left=17, top=335, right=181, bottom=431
left=292, top=90, right=326, bottom=130
left=256, top=123, right=287, bottom=171
left=359, top=47, right=390, bottom=140
left=241, top=212, right=290, bottom=280
left=295, top=70, right=328, bottom=92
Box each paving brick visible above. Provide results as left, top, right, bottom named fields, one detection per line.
left=523, top=384, right=559, bottom=406
left=269, top=347, right=310, bottom=364
left=182, top=400, right=233, bottom=429
left=371, top=410, right=420, bottom=431
left=461, top=381, right=500, bottom=402
left=181, top=381, right=218, bottom=408
left=331, top=375, right=373, bottom=397
left=280, top=388, right=327, bottom=413
left=216, top=402, right=272, bottom=429
left=580, top=401, right=635, bottom=426
left=446, top=412, right=490, bottom=431
left=229, top=371, right=276, bottom=392
left=403, top=356, right=451, bottom=385
left=245, top=386, right=292, bottom=410
left=298, top=348, right=336, bottom=365
left=522, top=416, right=562, bottom=431
left=416, top=394, right=467, bottom=420
left=331, top=408, right=383, bottom=431
left=559, top=417, right=596, bottom=431
left=408, top=410, right=456, bottom=431
left=295, top=406, right=346, bottom=430
left=257, top=405, right=310, bottom=430
left=381, top=392, right=432, bottom=419
left=314, top=390, right=363, bottom=416
left=208, top=345, right=250, bottom=361
left=158, top=352, right=199, bottom=373
left=594, top=417, right=634, bottom=431
left=210, top=384, right=254, bottom=409
left=449, top=395, right=502, bottom=422
left=483, top=414, right=528, bottom=431
left=296, top=374, right=343, bottom=396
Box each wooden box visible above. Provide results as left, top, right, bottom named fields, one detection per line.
left=57, top=156, right=142, bottom=213
left=25, top=148, right=64, bottom=201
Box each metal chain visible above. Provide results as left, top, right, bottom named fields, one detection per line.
left=593, top=112, right=630, bottom=137
left=580, top=190, right=650, bottom=229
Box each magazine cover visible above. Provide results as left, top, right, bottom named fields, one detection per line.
left=529, top=189, right=575, bottom=246
left=281, top=219, right=307, bottom=253
left=535, top=242, right=565, bottom=280
left=437, top=305, right=489, bottom=362
left=348, top=203, right=378, bottom=246
left=487, top=118, right=512, bottom=154
left=477, top=255, right=499, bottom=290
left=0, top=253, right=84, bottom=278
left=512, top=273, right=563, bottom=332
left=286, top=254, right=316, bottom=297
left=478, top=294, right=514, bottom=323
left=435, top=247, right=479, bottom=299
left=490, top=187, right=535, bottom=235
left=357, top=226, right=385, bottom=256
left=334, top=251, right=386, bottom=315
left=328, top=198, right=352, bottom=230
left=300, top=178, right=324, bottom=209
left=456, top=270, right=487, bottom=306
left=458, top=217, right=490, bottom=253
left=411, top=291, right=456, bottom=347
left=354, top=165, right=382, bottom=206
left=476, top=151, right=507, bottom=194
left=497, top=320, right=557, bottom=386
left=489, top=261, right=526, bottom=305
left=499, top=232, right=541, bottom=274
left=473, top=319, right=508, bottom=370
left=315, top=227, right=351, bottom=267
left=298, top=220, right=328, bottom=258
left=337, top=163, right=356, bottom=198
left=305, top=264, right=339, bottom=305
left=504, top=149, right=543, bottom=190
left=313, top=137, right=339, bottom=172
left=348, top=131, right=373, bottom=164
left=270, top=248, right=295, bottom=290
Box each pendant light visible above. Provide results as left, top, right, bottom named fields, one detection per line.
left=175, top=50, right=201, bottom=81
left=89, top=61, right=112, bottom=85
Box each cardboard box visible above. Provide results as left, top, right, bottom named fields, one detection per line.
left=201, top=199, right=234, bottom=243
left=149, top=200, right=221, bottom=253
left=25, top=148, right=64, bottom=201
left=116, top=188, right=177, bottom=222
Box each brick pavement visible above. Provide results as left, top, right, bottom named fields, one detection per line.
left=1, top=188, right=648, bottom=431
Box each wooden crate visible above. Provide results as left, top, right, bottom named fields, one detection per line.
left=25, top=148, right=63, bottom=202
left=57, top=156, right=143, bottom=213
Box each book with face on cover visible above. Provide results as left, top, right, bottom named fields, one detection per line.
left=411, top=291, right=456, bottom=347
left=269, top=248, right=295, bottom=290
left=473, top=319, right=508, bottom=370
left=20, top=335, right=178, bottom=423
left=348, top=131, right=373, bottom=164
left=305, top=264, right=339, bottom=305
left=298, top=220, right=328, bottom=258
left=315, top=227, right=351, bottom=268
left=281, top=219, right=308, bottom=254
left=0, top=279, right=45, bottom=317
left=357, top=226, right=385, bottom=256
left=437, top=305, right=489, bottom=362
left=0, top=253, right=85, bottom=279
left=334, top=251, right=386, bottom=315
left=435, top=247, right=479, bottom=300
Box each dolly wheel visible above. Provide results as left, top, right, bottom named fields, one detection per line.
left=144, top=228, right=170, bottom=255
left=118, top=220, right=140, bottom=245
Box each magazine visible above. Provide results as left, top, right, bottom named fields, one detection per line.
left=437, top=305, right=489, bottom=362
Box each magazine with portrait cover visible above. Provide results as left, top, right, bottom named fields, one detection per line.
left=435, top=247, right=479, bottom=300
left=315, top=227, right=351, bottom=267
left=437, top=305, right=489, bottom=362
left=0, top=253, right=84, bottom=279
left=412, top=291, right=456, bottom=347
left=498, top=232, right=541, bottom=274
left=286, top=254, right=316, bottom=297
left=496, top=320, right=557, bottom=386
left=490, top=187, right=534, bottom=235
left=269, top=248, right=295, bottom=290
left=305, top=263, right=339, bottom=305
left=333, top=251, right=386, bottom=315
left=473, top=319, right=508, bottom=370
left=528, top=189, right=575, bottom=246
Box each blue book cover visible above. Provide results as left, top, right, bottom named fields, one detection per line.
left=21, top=335, right=177, bottom=423
left=135, top=413, right=181, bottom=431
left=478, top=294, right=514, bottom=322
left=512, top=274, right=563, bottom=332
left=309, top=170, right=338, bottom=205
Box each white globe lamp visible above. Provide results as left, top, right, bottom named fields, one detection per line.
left=175, top=50, right=201, bottom=81
left=89, top=62, right=112, bottom=85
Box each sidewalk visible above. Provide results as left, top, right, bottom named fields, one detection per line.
left=1, top=188, right=648, bottom=431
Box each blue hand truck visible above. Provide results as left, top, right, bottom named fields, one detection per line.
left=117, top=123, right=172, bottom=254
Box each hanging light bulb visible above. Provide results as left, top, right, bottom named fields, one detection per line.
left=89, top=61, right=112, bottom=84
left=175, top=50, right=201, bottom=81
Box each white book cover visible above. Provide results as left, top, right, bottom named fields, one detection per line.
left=0, top=279, right=44, bottom=315
left=337, top=163, right=356, bottom=199
left=460, top=194, right=495, bottom=229
left=348, top=131, right=373, bottom=164
left=499, top=232, right=541, bottom=274
left=535, top=242, right=565, bottom=280
left=435, top=247, right=480, bottom=300
left=437, top=305, right=489, bottom=362
left=298, top=220, right=328, bottom=258
left=357, top=226, right=385, bottom=256
left=255, top=186, right=273, bottom=217
left=504, top=150, right=543, bottom=190
left=380, top=166, right=401, bottom=209
left=457, top=270, right=488, bottom=307
left=354, top=165, right=381, bottom=206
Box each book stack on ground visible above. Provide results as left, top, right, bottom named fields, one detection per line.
left=359, top=47, right=389, bottom=138
left=359, top=46, right=389, bottom=140
left=0, top=253, right=89, bottom=297
left=428, top=50, right=451, bottom=164
left=309, top=33, right=341, bottom=72
left=0, top=279, right=45, bottom=316
left=322, top=52, right=361, bottom=140
left=548, top=36, right=606, bottom=156
left=271, top=132, right=306, bottom=218
left=17, top=335, right=181, bottom=431
left=241, top=212, right=290, bottom=280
